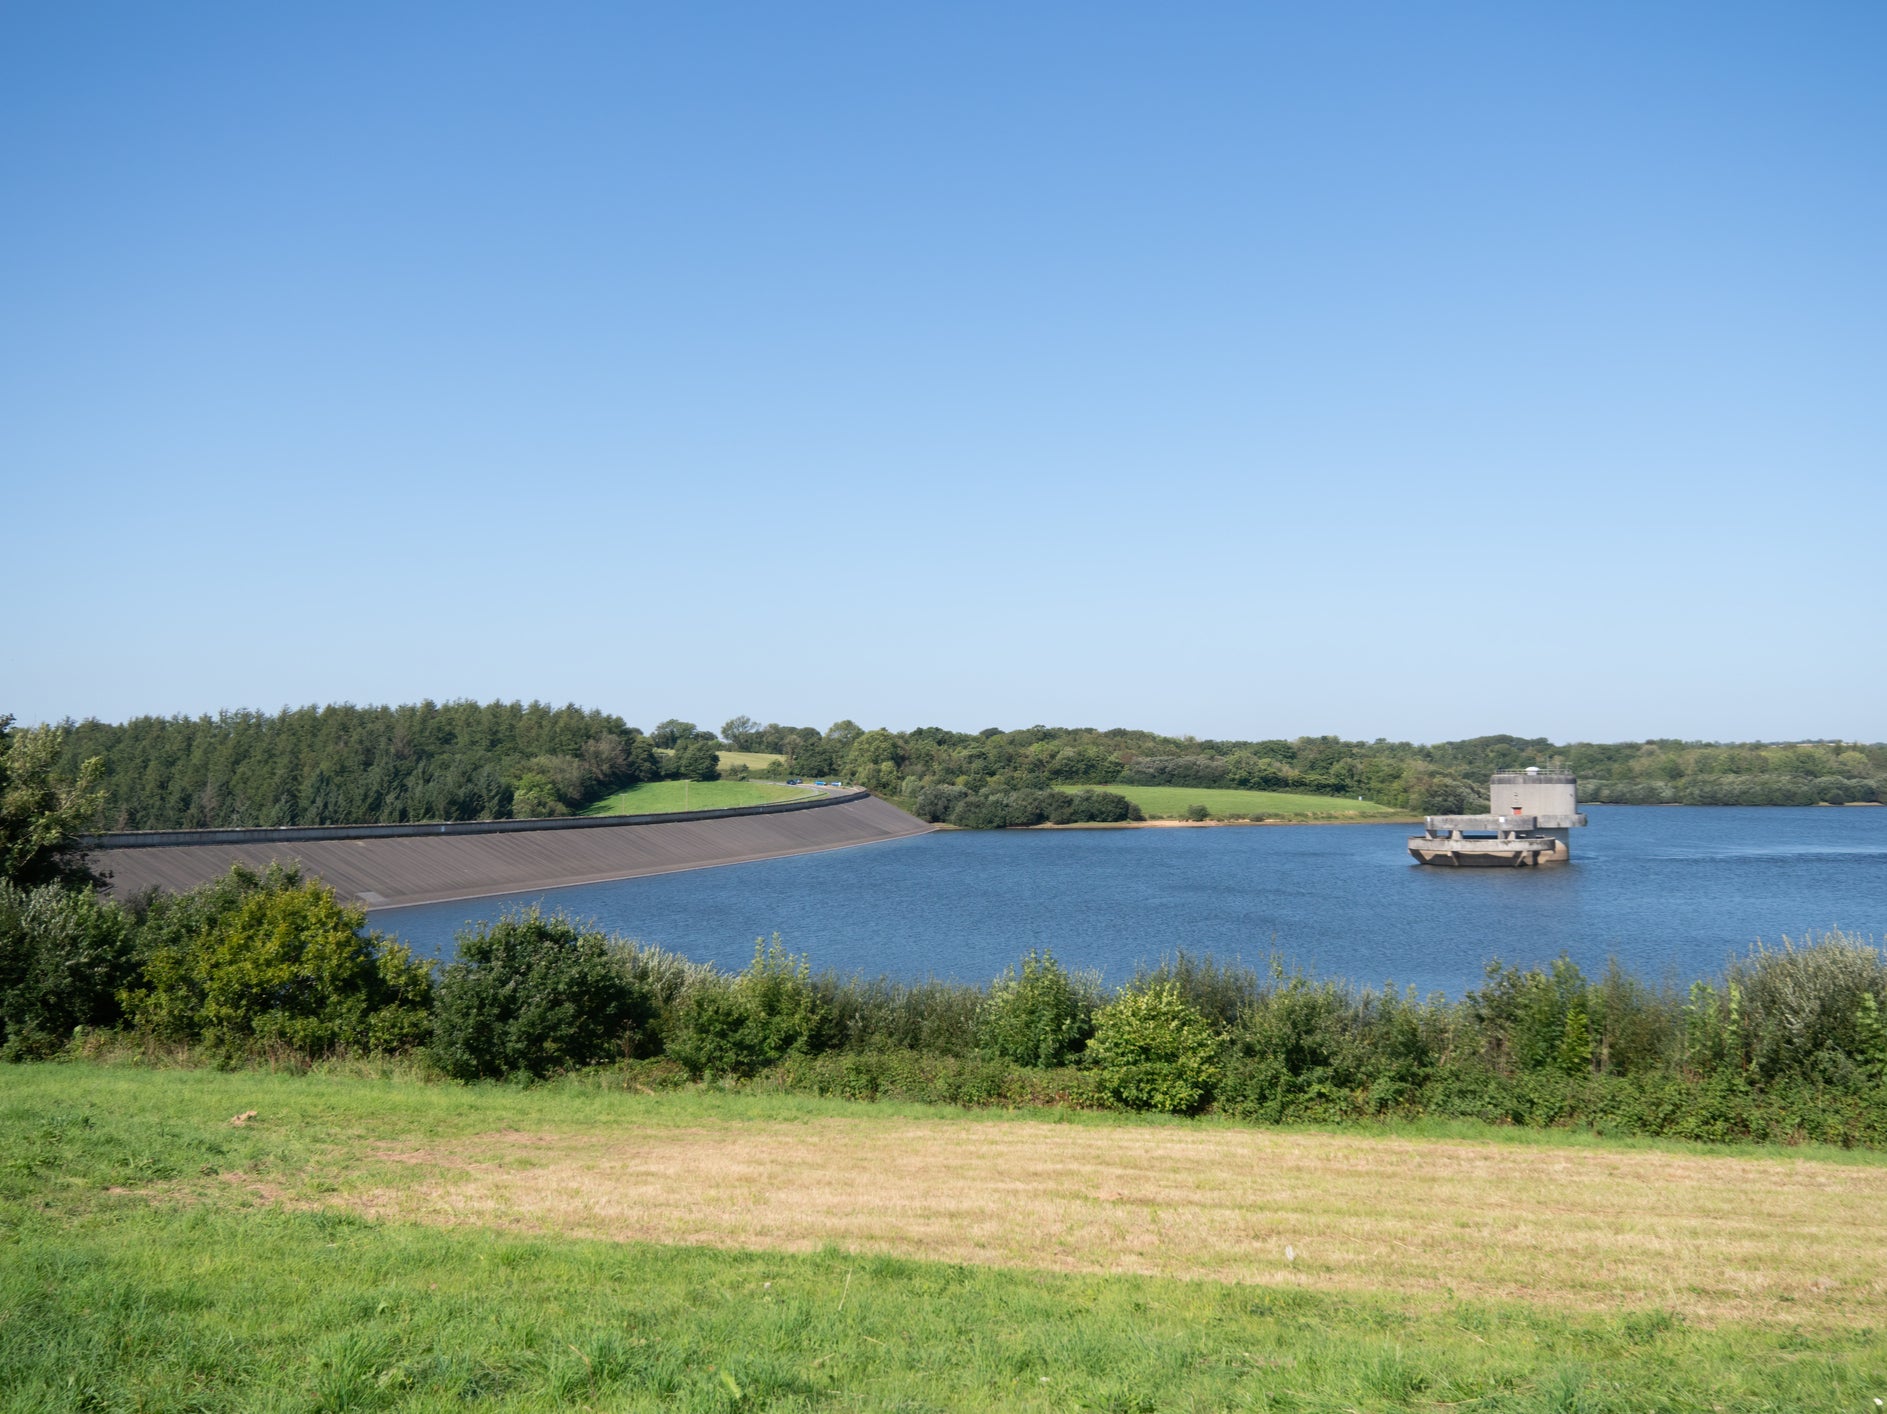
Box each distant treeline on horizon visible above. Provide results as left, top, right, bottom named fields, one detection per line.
left=36, top=702, right=1887, bottom=831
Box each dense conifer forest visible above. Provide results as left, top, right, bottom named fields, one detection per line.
left=51, top=702, right=659, bottom=829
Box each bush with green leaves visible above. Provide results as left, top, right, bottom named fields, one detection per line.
left=1686, top=934, right=1887, bottom=1086
left=668, top=740, right=720, bottom=782
left=126, top=863, right=433, bottom=1056
left=509, top=772, right=568, bottom=818
left=1127, top=952, right=1263, bottom=1029
left=0, top=882, right=139, bottom=1058
left=1089, top=982, right=1222, bottom=1113
left=667, top=937, right=828, bottom=1078
left=1735, top=934, right=1887, bottom=1082
left=909, top=784, right=968, bottom=823
left=818, top=974, right=982, bottom=1055
left=432, top=908, right=653, bottom=1080
left=979, top=950, right=1092, bottom=1067
left=1473, top=957, right=1598, bottom=1076
left=1220, top=978, right=1444, bottom=1119
left=0, top=717, right=105, bottom=890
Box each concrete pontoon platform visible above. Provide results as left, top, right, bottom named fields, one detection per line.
left=1408, top=768, right=1589, bottom=867
left=1407, top=822, right=1568, bottom=867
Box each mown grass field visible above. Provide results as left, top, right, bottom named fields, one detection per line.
left=581, top=779, right=815, bottom=816
left=650, top=750, right=790, bottom=775
left=714, top=750, right=789, bottom=775
left=1055, top=782, right=1411, bottom=821
left=4, top=1063, right=1884, bottom=1411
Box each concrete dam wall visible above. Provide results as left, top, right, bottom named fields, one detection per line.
left=89, top=791, right=933, bottom=910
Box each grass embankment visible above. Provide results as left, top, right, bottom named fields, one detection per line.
left=5, top=1065, right=1885, bottom=1410
left=581, top=779, right=816, bottom=816
left=1055, top=782, right=1412, bottom=821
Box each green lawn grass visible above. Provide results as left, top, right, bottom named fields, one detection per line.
left=4, top=1063, right=1882, bottom=1412
left=581, top=779, right=816, bottom=816
left=7, top=1064, right=1879, bottom=1404
left=1057, top=782, right=1411, bottom=821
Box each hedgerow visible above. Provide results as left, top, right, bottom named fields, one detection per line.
left=7, top=864, right=1887, bottom=1146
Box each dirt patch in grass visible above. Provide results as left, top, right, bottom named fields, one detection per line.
left=343, top=1116, right=1887, bottom=1326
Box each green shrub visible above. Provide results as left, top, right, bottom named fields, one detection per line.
left=126, top=864, right=432, bottom=1056
left=1473, top=957, right=1595, bottom=1074
left=432, top=908, right=652, bottom=1080
left=818, top=974, right=982, bottom=1055
left=668, top=740, right=720, bottom=782
left=667, top=937, right=828, bottom=1078
left=1728, top=933, right=1887, bottom=1084
left=909, top=784, right=968, bottom=823
left=768, top=1048, right=1101, bottom=1109
left=0, top=882, right=139, bottom=1058
left=1216, top=976, right=1449, bottom=1121
left=509, top=772, right=568, bottom=818
left=612, top=937, right=716, bottom=1054
left=1089, top=982, right=1222, bottom=1113
left=1221, top=976, right=1353, bottom=1102
left=1053, top=790, right=1138, bottom=824
left=0, top=718, right=106, bottom=890
left=1129, top=951, right=1263, bottom=1030
left=979, top=950, right=1092, bottom=1067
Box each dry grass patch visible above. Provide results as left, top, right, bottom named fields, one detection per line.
left=346, top=1115, right=1887, bottom=1326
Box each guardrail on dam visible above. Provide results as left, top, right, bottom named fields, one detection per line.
left=86, top=790, right=933, bottom=910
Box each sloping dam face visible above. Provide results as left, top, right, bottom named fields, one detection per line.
left=91, top=794, right=932, bottom=910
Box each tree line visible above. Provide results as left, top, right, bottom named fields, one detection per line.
left=44, top=702, right=673, bottom=829
left=721, top=719, right=1887, bottom=821
left=16, top=703, right=1887, bottom=834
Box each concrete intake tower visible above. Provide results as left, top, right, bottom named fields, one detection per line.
left=1407, top=767, right=1587, bottom=867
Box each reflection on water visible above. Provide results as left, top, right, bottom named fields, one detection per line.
left=378, top=806, right=1887, bottom=997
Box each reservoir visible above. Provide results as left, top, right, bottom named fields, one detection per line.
left=377, top=805, right=1887, bottom=996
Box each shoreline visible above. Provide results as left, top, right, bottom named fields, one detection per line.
left=935, top=814, right=1421, bottom=830
left=1103, top=814, right=1418, bottom=827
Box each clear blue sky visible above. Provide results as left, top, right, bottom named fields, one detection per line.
left=5, top=3, right=1882, bottom=743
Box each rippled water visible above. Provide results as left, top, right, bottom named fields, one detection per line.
left=377, top=806, right=1887, bottom=996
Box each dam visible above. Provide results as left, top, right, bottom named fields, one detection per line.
left=1407, top=768, right=1588, bottom=867
left=87, top=789, right=932, bottom=909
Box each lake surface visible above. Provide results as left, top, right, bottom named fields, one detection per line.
left=376, top=806, right=1887, bottom=996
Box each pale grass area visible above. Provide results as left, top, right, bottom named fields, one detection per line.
left=714, top=749, right=788, bottom=773
left=345, top=1115, right=1886, bottom=1326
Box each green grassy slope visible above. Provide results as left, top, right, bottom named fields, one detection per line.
left=1057, top=782, right=1410, bottom=820
left=3, top=1064, right=1880, bottom=1412
left=581, top=779, right=817, bottom=816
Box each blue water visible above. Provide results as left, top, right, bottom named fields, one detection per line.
left=375, top=806, right=1887, bottom=996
